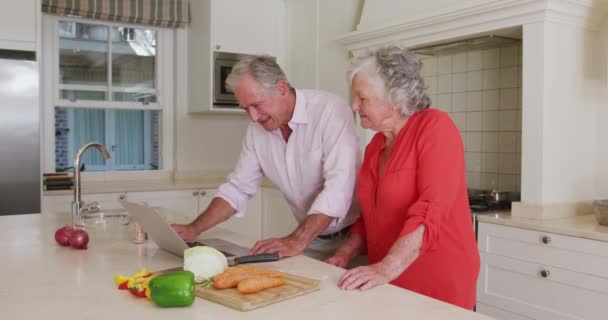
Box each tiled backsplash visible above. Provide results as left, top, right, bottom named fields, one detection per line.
left=420, top=44, right=522, bottom=192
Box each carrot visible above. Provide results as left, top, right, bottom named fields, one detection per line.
left=237, top=276, right=286, bottom=294
left=213, top=268, right=283, bottom=289
left=224, top=266, right=283, bottom=277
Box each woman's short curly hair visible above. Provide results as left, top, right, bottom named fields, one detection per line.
left=350, top=45, right=431, bottom=116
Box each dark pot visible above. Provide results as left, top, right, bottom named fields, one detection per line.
left=480, top=190, right=510, bottom=205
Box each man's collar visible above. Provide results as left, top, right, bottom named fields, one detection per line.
left=289, top=89, right=308, bottom=125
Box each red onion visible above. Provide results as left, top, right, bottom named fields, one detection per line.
left=54, top=225, right=74, bottom=246
left=69, top=229, right=89, bottom=250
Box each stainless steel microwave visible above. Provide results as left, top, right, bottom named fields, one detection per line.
left=213, top=52, right=241, bottom=108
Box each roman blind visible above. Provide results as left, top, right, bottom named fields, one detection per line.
left=42, top=0, right=189, bottom=28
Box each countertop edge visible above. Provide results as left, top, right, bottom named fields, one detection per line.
left=477, top=213, right=608, bottom=242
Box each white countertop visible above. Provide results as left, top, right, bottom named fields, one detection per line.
left=0, top=213, right=490, bottom=320
left=477, top=212, right=608, bottom=242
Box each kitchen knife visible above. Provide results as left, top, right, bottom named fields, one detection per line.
left=227, top=253, right=280, bottom=266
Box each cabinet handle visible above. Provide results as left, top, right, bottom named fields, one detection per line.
left=200, top=190, right=206, bottom=196
left=540, top=269, right=550, bottom=278
left=541, top=236, right=551, bottom=244
left=119, top=194, right=125, bottom=200
left=215, top=44, right=220, bottom=50
left=193, top=191, right=199, bottom=196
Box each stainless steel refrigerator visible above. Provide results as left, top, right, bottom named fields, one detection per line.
left=0, top=49, right=40, bottom=215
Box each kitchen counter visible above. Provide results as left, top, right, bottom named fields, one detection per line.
left=0, top=213, right=490, bottom=320
left=477, top=212, right=608, bottom=242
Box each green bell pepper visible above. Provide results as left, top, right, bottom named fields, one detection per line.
left=148, top=271, right=196, bottom=307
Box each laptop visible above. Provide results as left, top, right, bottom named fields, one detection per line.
left=120, top=200, right=249, bottom=258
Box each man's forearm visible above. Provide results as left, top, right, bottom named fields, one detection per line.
left=288, top=213, right=334, bottom=245
left=335, top=232, right=364, bottom=259
left=190, top=197, right=236, bottom=234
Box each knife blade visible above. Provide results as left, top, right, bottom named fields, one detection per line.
left=227, top=253, right=280, bottom=266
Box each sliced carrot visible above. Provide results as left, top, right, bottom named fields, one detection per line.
left=213, top=273, right=256, bottom=289
left=224, top=266, right=283, bottom=277
left=237, top=276, right=286, bottom=294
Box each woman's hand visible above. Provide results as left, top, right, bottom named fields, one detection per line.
left=325, top=254, right=350, bottom=268
left=337, top=259, right=399, bottom=291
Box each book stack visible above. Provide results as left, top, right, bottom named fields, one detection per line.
left=43, top=173, right=74, bottom=191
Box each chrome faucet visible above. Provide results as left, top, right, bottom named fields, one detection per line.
left=71, top=142, right=110, bottom=227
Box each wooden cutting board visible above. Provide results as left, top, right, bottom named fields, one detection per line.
left=195, top=272, right=320, bottom=311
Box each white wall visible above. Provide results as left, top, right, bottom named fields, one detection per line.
left=521, top=19, right=607, bottom=204
left=597, top=17, right=608, bottom=198
left=175, top=113, right=249, bottom=174
left=357, top=0, right=494, bottom=31
left=286, top=0, right=362, bottom=98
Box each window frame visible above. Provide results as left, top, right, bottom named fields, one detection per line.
left=42, top=15, right=175, bottom=179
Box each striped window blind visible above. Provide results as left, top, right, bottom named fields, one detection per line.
left=42, top=0, right=189, bottom=28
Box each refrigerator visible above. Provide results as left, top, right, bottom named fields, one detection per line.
left=0, top=49, right=40, bottom=215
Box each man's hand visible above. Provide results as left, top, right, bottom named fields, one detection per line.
left=250, top=236, right=308, bottom=258
left=325, top=254, right=350, bottom=268
left=336, top=259, right=398, bottom=291
left=170, top=223, right=200, bottom=241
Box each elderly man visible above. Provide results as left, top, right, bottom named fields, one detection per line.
left=172, top=55, right=360, bottom=260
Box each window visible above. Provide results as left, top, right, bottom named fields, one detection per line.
left=43, top=16, right=175, bottom=174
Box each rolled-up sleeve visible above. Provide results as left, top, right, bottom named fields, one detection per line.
left=398, top=115, right=465, bottom=255
left=308, top=103, right=360, bottom=225
left=215, top=125, right=264, bottom=217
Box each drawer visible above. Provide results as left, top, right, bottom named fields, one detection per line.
left=478, top=252, right=608, bottom=320
left=476, top=303, right=532, bottom=320
left=478, top=222, right=608, bottom=278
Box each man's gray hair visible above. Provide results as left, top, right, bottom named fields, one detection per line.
left=225, top=55, right=290, bottom=93
left=350, top=45, right=431, bottom=116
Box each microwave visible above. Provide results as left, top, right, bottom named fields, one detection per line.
left=213, top=52, right=241, bottom=108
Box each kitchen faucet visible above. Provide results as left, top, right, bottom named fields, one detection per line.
left=71, top=142, right=110, bottom=227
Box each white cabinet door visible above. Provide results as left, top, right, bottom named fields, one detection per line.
left=476, top=303, right=532, bottom=320
left=199, top=189, right=263, bottom=241
left=0, top=0, right=37, bottom=50
left=478, top=251, right=608, bottom=320
left=262, top=187, right=298, bottom=238
left=210, top=0, right=284, bottom=57
left=478, top=222, right=608, bottom=278
left=127, top=190, right=199, bottom=222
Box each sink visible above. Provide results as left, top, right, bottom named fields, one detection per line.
left=79, top=209, right=131, bottom=226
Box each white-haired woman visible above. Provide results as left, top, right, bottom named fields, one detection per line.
left=326, top=45, right=479, bottom=309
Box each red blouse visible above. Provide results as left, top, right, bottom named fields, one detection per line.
left=350, top=108, right=479, bottom=309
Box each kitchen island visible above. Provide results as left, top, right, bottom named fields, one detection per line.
left=0, top=213, right=491, bottom=319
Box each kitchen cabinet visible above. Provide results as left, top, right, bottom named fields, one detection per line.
left=0, top=0, right=37, bottom=51
left=187, top=0, right=285, bottom=113
left=42, top=185, right=301, bottom=241
left=262, top=187, right=298, bottom=238
left=42, top=192, right=126, bottom=214
left=476, top=222, right=608, bottom=320
left=204, top=189, right=263, bottom=241
left=128, top=189, right=263, bottom=240
left=127, top=190, right=199, bottom=220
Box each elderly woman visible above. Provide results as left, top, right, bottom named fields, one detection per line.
left=326, top=45, right=479, bottom=309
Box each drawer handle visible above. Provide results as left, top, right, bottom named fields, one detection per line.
left=540, top=269, right=550, bottom=278
left=119, top=194, right=125, bottom=200
left=200, top=190, right=206, bottom=196
left=541, top=236, right=551, bottom=244
left=193, top=191, right=199, bottom=196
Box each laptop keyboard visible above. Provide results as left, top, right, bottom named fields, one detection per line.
left=186, top=241, right=235, bottom=257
